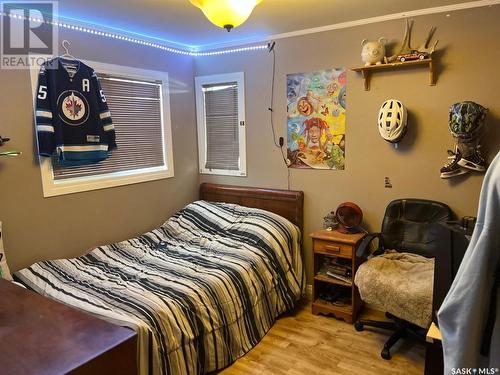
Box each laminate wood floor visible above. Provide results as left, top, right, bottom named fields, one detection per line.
left=217, top=300, right=425, bottom=375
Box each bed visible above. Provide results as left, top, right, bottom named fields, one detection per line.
left=14, top=183, right=305, bottom=375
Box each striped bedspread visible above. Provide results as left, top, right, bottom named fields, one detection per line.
left=15, top=200, right=305, bottom=375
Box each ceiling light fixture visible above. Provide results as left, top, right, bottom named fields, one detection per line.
left=189, top=0, right=262, bottom=32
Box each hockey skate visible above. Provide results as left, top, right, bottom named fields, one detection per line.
left=440, top=148, right=468, bottom=179
left=457, top=146, right=487, bottom=172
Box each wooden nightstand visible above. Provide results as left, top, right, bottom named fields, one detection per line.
left=310, top=229, right=366, bottom=323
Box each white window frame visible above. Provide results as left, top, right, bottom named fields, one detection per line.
left=195, top=72, right=246, bottom=176
left=29, top=57, right=175, bottom=197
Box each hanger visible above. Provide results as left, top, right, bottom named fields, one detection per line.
left=0, top=135, right=10, bottom=146
left=60, top=40, right=77, bottom=60
left=0, top=151, right=22, bottom=157
left=0, top=135, right=21, bottom=157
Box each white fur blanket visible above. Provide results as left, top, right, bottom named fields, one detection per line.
left=354, top=251, right=434, bottom=328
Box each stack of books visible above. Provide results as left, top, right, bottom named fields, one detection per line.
left=319, top=258, right=352, bottom=285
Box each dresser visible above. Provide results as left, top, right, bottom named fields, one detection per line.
left=0, top=279, right=137, bottom=375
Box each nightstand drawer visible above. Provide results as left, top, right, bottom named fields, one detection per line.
left=313, top=239, right=353, bottom=258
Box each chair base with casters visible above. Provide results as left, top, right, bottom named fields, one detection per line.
left=354, top=312, right=426, bottom=360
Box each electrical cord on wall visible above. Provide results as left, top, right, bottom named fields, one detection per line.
left=267, top=41, right=291, bottom=190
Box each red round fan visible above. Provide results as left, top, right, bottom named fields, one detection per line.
left=335, top=202, right=363, bottom=234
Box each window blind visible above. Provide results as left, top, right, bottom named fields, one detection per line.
left=202, top=82, right=239, bottom=171
left=52, top=73, right=165, bottom=181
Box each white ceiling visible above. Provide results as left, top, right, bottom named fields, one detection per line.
left=56, top=0, right=490, bottom=50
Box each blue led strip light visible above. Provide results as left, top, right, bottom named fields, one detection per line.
left=0, top=11, right=268, bottom=56
left=194, top=45, right=268, bottom=56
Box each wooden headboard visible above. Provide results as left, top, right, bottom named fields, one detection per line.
left=199, top=183, right=304, bottom=233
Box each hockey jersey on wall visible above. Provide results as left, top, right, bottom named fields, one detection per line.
left=36, top=57, right=117, bottom=165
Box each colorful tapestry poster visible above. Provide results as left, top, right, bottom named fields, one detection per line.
left=287, top=69, right=346, bottom=169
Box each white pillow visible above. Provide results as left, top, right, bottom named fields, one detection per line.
left=0, top=222, right=12, bottom=280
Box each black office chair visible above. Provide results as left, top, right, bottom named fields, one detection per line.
left=354, top=199, right=452, bottom=360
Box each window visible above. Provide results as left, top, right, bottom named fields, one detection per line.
left=30, top=60, right=174, bottom=197
left=195, top=72, right=246, bottom=176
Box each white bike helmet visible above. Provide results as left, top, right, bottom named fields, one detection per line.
left=378, top=99, right=408, bottom=143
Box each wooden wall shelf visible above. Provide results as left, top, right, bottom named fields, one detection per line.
left=351, top=58, right=435, bottom=91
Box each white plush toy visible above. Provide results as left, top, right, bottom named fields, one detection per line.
left=361, top=38, right=387, bottom=66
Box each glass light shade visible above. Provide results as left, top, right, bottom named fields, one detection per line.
left=190, top=0, right=262, bottom=31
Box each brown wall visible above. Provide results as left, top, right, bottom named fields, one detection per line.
left=0, top=28, right=199, bottom=271
left=1, top=6, right=499, bottom=279
left=195, top=6, right=500, bottom=280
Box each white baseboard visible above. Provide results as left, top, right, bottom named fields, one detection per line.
left=305, top=284, right=313, bottom=301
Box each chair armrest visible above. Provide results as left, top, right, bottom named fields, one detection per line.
left=356, top=233, right=382, bottom=259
